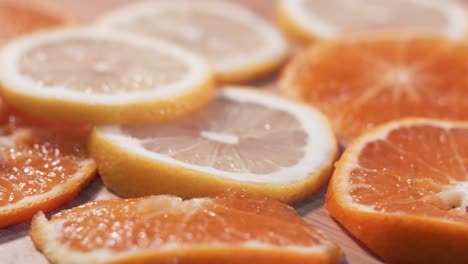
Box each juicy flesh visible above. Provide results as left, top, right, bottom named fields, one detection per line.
left=0, top=101, right=89, bottom=208
left=0, top=3, right=65, bottom=45
left=110, top=10, right=266, bottom=63
left=289, top=38, right=468, bottom=143
left=54, top=190, right=328, bottom=252
left=0, top=123, right=89, bottom=206
left=122, top=97, right=307, bottom=174
left=304, top=0, right=445, bottom=34
left=349, top=125, right=468, bottom=222
left=19, top=39, right=188, bottom=94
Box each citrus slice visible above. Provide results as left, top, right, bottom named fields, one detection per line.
left=0, top=1, right=74, bottom=46
left=0, top=103, right=96, bottom=228
left=0, top=28, right=213, bottom=125
left=277, top=0, right=468, bottom=42
left=31, top=189, right=341, bottom=264
left=89, top=87, right=337, bottom=203
left=95, top=0, right=288, bottom=83
left=280, top=35, right=468, bottom=145
left=326, top=118, right=468, bottom=264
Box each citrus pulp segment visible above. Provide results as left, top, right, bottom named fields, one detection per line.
left=327, top=118, right=468, bottom=264
left=30, top=190, right=341, bottom=264
left=95, top=0, right=288, bottom=83
left=277, top=0, right=468, bottom=42
left=280, top=35, right=468, bottom=145
left=0, top=1, right=74, bottom=46
left=89, top=87, right=337, bottom=203
left=0, top=28, right=214, bottom=125
left=0, top=109, right=96, bottom=228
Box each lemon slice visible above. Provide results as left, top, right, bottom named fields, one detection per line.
left=0, top=28, right=213, bottom=125
left=89, top=87, right=338, bottom=203
left=95, top=0, right=288, bottom=83
left=277, top=0, right=468, bottom=41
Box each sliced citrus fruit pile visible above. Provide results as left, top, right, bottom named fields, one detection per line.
left=0, top=1, right=74, bottom=46
left=0, top=102, right=96, bottom=228
left=89, top=87, right=337, bottom=203
left=95, top=0, right=288, bottom=83
left=0, top=1, right=97, bottom=230
left=280, top=35, right=468, bottom=145
left=0, top=28, right=213, bottom=125
left=327, top=119, right=468, bottom=264
left=277, top=0, right=468, bottom=42
left=30, top=189, right=341, bottom=264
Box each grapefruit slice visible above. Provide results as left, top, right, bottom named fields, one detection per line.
left=0, top=1, right=74, bottom=45
left=31, top=190, right=341, bottom=264
left=89, top=87, right=337, bottom=203
left=0, top=102, right=96, bottom=228
left=327, top=118, right=468, bottom=264
left=280, top=35, right=468, bottom=145
left=0, top=28, right=213, bottom=125
left=95, top=0, right=288, bottom=83
left=277, top=0, right=468, bottom=42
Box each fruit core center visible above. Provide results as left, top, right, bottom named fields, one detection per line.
left=436, top=182, right=468, bottom=213
left=380, top=66, right=422, bottom=102
left=200, top=130, right=239, bottom=145
left=384, top=67, right=411, bottom=85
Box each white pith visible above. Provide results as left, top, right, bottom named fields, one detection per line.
left=200, top=130, right=240, bottom=145
left=279, top=0, right=468, bottom=39
left=95, top=0, right=288, bottom=74
left=0, top=28, right=210, bottom=105
left=96, top=87, right=337, bottom=185
left=434, top=182, right=468, bottom=212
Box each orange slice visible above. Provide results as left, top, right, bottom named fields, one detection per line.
left=327, top=118, right=468, bottom=264
left=95, top=0, right=288, bottom=83
left=0, top=1, right=74, bottom=45
left=89, top=87, right=337, bottom=203
left=0, top=102, right=96, bottom=228
left=31, top=190, right=341, bottom=264
left=0, top=28, right=213, bottom=125
left=277, top=0, right=468, bottom=42
left=280, top=35, right=468, bottom=145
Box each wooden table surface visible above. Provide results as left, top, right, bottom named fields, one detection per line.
left=6, top=0, right=463, bottom=263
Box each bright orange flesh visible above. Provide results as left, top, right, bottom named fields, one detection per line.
left=0, top=1, right=73, bottom=45
left=350, top=125, right=468, bottom=220
left=0, top=126, right=90, bottom=206
left=281, top=36, right=468, bottom=144
left=0, top=101, right=96, bottom=228
left=31, top=190, right=341, bottom=264
left=327, top=120, right=468, bottom=264
left=57, top=191, right=321, bottom=251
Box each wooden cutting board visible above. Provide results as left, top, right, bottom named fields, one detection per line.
left=0, top=1, right=387, bottom=263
